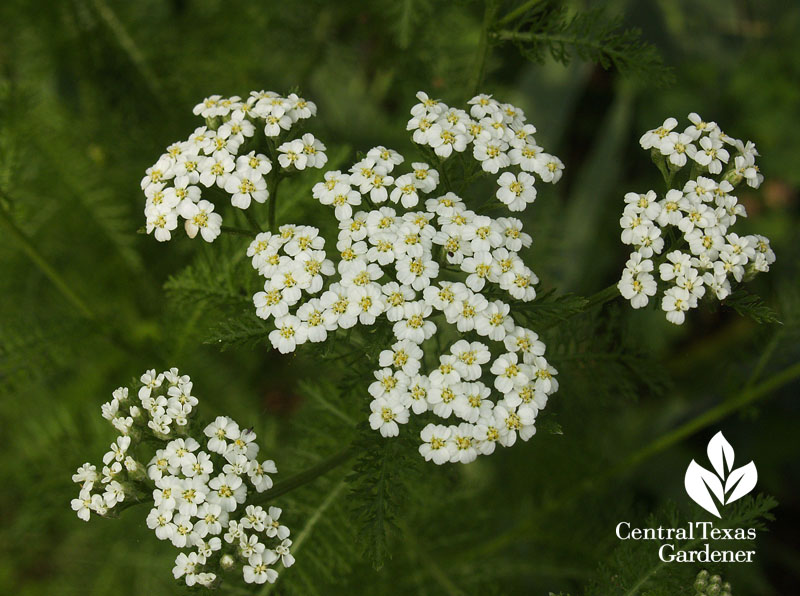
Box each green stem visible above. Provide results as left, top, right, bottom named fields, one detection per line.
left=496, top=0, right=543, bottom=27
left=267, top=175, right=283, bottom=232
left=469, top=0, right=499, bottom=96
left=404, top=525, right=465, bottom=596
left=615, top=360, right=800, bottom=475
left=457, top=166, right=485, bottom=195
left=582, top=283, right=620, bottom=310
left=89, top=0, right=165, bottom=103
left=649, top=148, right=674, bottom=190
left=437, top=156, right=454, bottom=194
left=0, top=201, right=95, bottom=320
left=243, top=208, right=263, bottom=233
left=743, top=330, right=783, bottom=391
left=0, top=193, right=166, bottom=362
left=252, top=445, right=356, bottom=504
left=259, top=478, right=348, bottom=595
left=362, top=192, right=377, bottom=210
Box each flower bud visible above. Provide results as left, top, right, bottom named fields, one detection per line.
left=723, top=169, right=743, bottom=187
left=125, top=458, right=146, bottom=481
left=220, top=553, right=236, bottom=571
left=694, top=579, right=708, bottom=592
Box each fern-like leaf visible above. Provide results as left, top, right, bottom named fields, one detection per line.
left=494, top=3, right=673, bottom=85
left=164, top=238, right=255, bottom=312
left=512, top=288, right=589, bottom=330
left=346, top=423, right=420, bottom=569
left=722, top=288, right=781, bottom=324
left=205, top=310, right=273, bottom=352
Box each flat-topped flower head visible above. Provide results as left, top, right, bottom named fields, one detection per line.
left=239, top=91, right=561, bottom=464
left=71, top=369, right=293, bottom=590
left=618, top=113, right=774, bottom=324
left=142, top=90, right=323, bottom=243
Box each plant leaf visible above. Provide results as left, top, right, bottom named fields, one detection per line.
left=723, top=288, right=781, bottom=324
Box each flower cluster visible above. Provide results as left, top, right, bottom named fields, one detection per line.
left=618, top=113, right=775, bottom=324
left=248, top=92, right=562, bottom=464
left=409, top=91, right=564, bottom=209
left=142, top=91, right=325, bottom=242
left=70, top=369, right=294, bottom=589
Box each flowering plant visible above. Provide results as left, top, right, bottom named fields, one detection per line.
left=67, top=85, right=781, bottom=591
left=1, top=1, right=792, bottom=593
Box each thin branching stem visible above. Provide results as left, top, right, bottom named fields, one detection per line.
left=582, top=283, right=620, bottom=310
left=89, top=0, right=166, bottom=103
left=469, top=0, right=499, bottom=96
left=496, top=0, right=544, bottom=28
left=252, top=445, right=357, bottom=504
left=615, top=360, right=800, bottom=475
left=437, top=155, right=454, bottom=193
left=243, top=208, right=263, bottom=233
left=0, top=187, right=167, bottom=361
left=404, top=525, right=465, bottom=596
left=0, top=198, right=95, bottom=320
left=259, top=478, right=348, bottom=595
left=267, top=176, right=283, bottom=232
left=743, top=330, right=784, bottom=391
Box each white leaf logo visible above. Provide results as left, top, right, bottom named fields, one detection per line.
left=707, top=431, right=735, bottom=478
left=685, top=460, right=725, bottom=517
left=684, top=431, right=757, bottom=518
left=725, top=461, right=758, bottom=504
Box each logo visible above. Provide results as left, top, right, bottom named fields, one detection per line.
left=614, top=430, right=761, bottom=563
left=684, top=431, right=758, bottom=518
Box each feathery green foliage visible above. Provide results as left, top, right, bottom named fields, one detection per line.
left=722, top=288, right=782, bottom=325
left=347, top=422, right=423, bottom=569
left=494, top=2, right=673, bottom=86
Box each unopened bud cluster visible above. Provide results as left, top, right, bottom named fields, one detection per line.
left=693, top=569, right=732, bottom=596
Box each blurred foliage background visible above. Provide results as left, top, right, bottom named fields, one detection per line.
left=0, top=0, right=798, bottom=594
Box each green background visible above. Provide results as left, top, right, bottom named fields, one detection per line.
left=1, top=0, right=798, bottom=594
